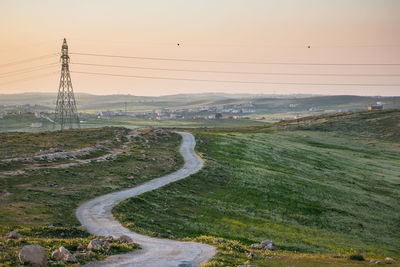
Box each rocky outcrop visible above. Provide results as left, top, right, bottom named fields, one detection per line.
left=248, top=250, right=258, bottom=259
left=260, top=240, right=277, bottom=251
left=77, top=243, right=85, bottom=251
left=87, top=239, right=103, bottom=250
left=251, top=240, right=277, bottom=251
left=251, top=243, right=262, bottom=249
left=19, top=245, right=47, bottom=267
left=7, top=231, right=21, bottom=239
left=51, top=246, right=77, bottom=262
left=119, top=235, right=133, bottom=243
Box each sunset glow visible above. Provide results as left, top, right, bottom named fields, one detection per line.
left=1, top=0, right=399, bottom=96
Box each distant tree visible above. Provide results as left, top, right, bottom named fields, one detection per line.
left=215, top=113, right=223, bottom=119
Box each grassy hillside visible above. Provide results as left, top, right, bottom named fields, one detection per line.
left=0, top=127, right=120, bottom=159
left=0, top=113, right=264, bottom=133
left=284, top=109, right=400, bottom=142
left=0, top=128, right=183, bottom=266
left=114, top=111, right=400, bottom=266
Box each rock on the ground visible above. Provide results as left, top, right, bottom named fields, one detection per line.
left=106, top=235, right=115, bottom=242
left=77, top=243, right=84, bottom=251
left=19, top=244, right=47, bottom=267
left=7, top=231, right=21, bottom=239
left=260, top=240, right=277, bottom=251
left=385, top=257, right=395, bottom=262
left=77, top=225, right=86, bottom=231
left=248, top=250, right=258, bottom=259
left=87, top=239, right=103, bottom=250
left=51, top=246, right=77, bottom=262
left=102, top=240, right=110, bottom=249
left=119, top=235, right=133, bottom=243
left=251, top=243, right=262, bottom=249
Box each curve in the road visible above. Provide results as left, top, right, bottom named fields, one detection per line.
left=76, top=132, right=216, bottom=267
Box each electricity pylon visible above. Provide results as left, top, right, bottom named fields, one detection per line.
left=54, top=38, right=80, bottom=130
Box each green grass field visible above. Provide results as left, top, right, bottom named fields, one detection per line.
left=0, top=127, right=121, bottom=159
left=113, top=110, right=400, bottom=266
left=1, top=110, right=399, bottom=266
left=0, top=113, right=264, bottom=133
left=0, top=127, right=183, bottom=266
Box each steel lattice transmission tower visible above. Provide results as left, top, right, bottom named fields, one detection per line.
left=54, top=38, right=80, bottom=130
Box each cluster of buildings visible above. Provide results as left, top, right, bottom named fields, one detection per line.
left=92, top=102, right=256, bottom=121
left=135, top=102, right=256, bottom=121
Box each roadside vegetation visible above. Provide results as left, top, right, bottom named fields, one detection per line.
left=114, top=110, right=400, bottom=266
left=0, top=127, right=183, bottom=266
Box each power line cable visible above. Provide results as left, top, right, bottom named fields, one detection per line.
left=0, top=63, right=59, bottom=78
left=71, top=70, right=400, bottom=86
left=70, top=52, right=400, bottom=66
left=71, top=62, right=400, bottom=77
left=0, top=71, right=58, bottom=86
left=0, top=53, right=58, bottom=68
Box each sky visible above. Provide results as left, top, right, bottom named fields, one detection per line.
left=0, top=0, right=399, bottom=96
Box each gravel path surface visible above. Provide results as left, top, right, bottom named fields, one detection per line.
left=76, top=132, right=216, bottom=267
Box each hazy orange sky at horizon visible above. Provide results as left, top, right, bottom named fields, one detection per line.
left=1, top=0, right=400, bottom=96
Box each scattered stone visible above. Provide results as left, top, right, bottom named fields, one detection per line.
left=260, top=240, right=277, bottom=251
left=7, top=231, right=21, bottom=239
left=106, top=235, right=115, bottom=242
left=248, top=250, right=258, bottom=259
left=19, top=244, right=47, bottom=267
left=385, top=257, right=395, bottom=262
left=48, top=224, right=54, bottom=228
left=77, top=225, right=86, bottom=231
left=127, top=176, right=135, bottom=180
left=87, top=239, right=103, bottom=250
left=51, top=246, right=77, bottom=263
left=119, top=235, right=133, bottom=243
left=33, top=216, right=40, bottom=220
left=77, top=243, right=84, bottom=251
left=102, top=240, right=110, bottom=249
left=251, top=243, right=262, bottom=249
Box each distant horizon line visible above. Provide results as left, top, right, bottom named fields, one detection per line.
left=0, top=92, right=399, bottom=98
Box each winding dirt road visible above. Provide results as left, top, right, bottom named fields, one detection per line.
left=76, top=132, right=216, bottom=267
